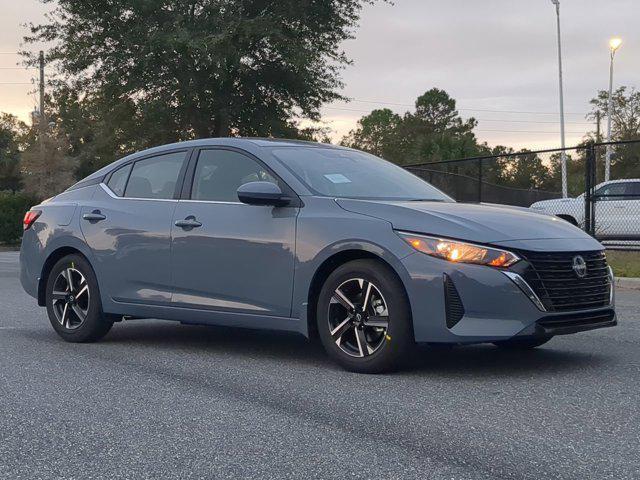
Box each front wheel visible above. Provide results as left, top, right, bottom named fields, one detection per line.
left=316, top=259, right=414, bottom=373
left=45, top=254, right=113, bottom=342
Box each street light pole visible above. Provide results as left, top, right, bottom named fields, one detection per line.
left=605, top=38, right=622, bottom=181
left=550, top=0, right=567, bottom=197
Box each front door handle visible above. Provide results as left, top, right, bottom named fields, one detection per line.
left=175, top=216, right=202, bottom=229
left=82, top=210, right=106, bottom=222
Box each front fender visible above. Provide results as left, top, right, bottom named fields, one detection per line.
left=291, top=197, right=416, bottom=337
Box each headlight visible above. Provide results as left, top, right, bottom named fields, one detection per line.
left=397, top=231, right=520, bottom=268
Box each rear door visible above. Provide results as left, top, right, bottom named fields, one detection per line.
left=170, top=148, right=298, bottom=317
left=80, top=150, right=189, bottom=304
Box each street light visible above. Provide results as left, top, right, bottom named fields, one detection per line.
left=605, top=37, right=622, bottom=181
left=550, top=0, right=568, bottom=198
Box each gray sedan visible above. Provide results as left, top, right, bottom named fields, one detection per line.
left=19, top=138, right=616, bottom=372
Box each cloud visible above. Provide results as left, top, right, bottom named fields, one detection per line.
left=319, top=0, right=639, bottom=148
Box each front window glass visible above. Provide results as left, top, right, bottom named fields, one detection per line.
left=125, top=151, right=186, bottom=199
left=191, top=149, right=277, bottom=202
left=272, top=147, right=452, bottom=201
left=596, top=182, right=628, bottom=201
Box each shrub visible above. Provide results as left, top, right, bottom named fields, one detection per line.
left=0, top=191, right=39, bottom=245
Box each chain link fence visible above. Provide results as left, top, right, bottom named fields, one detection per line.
left=404, top=140, right=640, bottom=249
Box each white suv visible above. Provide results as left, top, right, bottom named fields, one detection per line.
left=530, top=179, right=640, bottom=239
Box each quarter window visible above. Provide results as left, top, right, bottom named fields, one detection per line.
left=191, top=150, right=277, bottom=202
left=106, top=163, right=132, bottom=197
left=124, top=151, right=186, bottom=199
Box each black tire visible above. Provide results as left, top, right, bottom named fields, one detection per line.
left=492, top=336, right=552, bottom=350
left=45, top=254, right=113, bottom=342
left=316, top=259, right=414, bottom=373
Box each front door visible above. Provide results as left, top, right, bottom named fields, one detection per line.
left=170, top=148, right=298, bottom=317
left=594, top=181, right=640, bottom=238
left=80, top=150, right=188, bottom=304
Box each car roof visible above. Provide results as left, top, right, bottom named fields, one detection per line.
left=600, top=178, right=640, bottom=184
left=74, top=137, right=345, bottom=186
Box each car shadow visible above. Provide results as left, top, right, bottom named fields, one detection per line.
left=404, top=343, right=608, bottom=377
left=104, top=319, right=330, bottom=364
left=21, top=319, right=611, bottom=377
left=94, top=320, right=609, bottom=377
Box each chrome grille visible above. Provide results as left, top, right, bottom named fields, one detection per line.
left=518, top=250, right=611, bottom=312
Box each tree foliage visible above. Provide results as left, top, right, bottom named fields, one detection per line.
left=0, top=114, right=27, bottom=193
left=19, top=131, right=76, bottom=200
left=342, top=88, right=480, bottom=165
left=588, top=86, right=640, bottom=180
left=0, top=191, right=39, bottom=244
left=25, top=0, right=379, bottom=173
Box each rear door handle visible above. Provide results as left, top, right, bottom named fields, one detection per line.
left=175, top=217, right=202, bottom=229
left=82, top=211, right=106, bottom=222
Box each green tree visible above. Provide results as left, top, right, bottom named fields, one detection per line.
left=341, top=108, right=404, bottom=159
left=25, top=0, right=380, bottom=175
left=588, top=86, right=640, bottom=141
left=0, top=114, right=27, bottom=193
left=588, top=86, right=640, bottom=180
left=20, top=126, right=76, bottom=200
left=400, top=89, right=479, bottom=164
left=342, top=88, right=480, bottom=165
left=498, top=150, right=553, bottom=190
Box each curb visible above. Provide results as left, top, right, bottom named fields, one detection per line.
left=616, top=277, right=640, bottom=291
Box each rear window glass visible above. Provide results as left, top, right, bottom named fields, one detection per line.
left=106, top=164, right=132, bottom=197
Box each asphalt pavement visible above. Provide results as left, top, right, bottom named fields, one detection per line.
left=1, top=250, right=639, bottom=479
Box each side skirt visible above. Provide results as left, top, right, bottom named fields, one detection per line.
left=106, top=300, right=308, bottom=337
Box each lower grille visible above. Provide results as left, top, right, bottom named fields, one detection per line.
left=518, top=250, right=611, bottom=312
left=537, top=309, right=616, bottom=335
left=443, top=274, right=465, bottom=328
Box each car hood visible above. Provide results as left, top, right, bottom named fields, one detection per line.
left=336, top=199, right=597, bottom=245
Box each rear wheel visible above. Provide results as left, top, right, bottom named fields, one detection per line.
left=316, top=259, right=413, bottom=373
left=45, top=254, right=113, bottom=342
left=492, top=336, right=552, bottom=349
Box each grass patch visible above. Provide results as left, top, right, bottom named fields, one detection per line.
left=606, top=250, right=640, bottom=278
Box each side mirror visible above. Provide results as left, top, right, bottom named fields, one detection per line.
left=237, top=181, right=291, bottom=207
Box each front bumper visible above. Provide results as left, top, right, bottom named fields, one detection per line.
left=534, top=309, right=616, bottom=336
left=400, top=251, right=616, bottom=344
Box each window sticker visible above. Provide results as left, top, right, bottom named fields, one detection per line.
left=324, top=173, right=352, bottom=184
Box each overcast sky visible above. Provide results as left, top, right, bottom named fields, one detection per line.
left=1, top=0, right=638, bottom=150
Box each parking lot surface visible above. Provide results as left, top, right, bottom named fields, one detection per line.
left=1, top=251, right=639, bottom=479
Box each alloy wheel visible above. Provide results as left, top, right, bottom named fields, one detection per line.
left=327, top=278, right=389, bottom=358
left=51, top=267, right=90, bottom=330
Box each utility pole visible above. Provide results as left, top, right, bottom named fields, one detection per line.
left=550, top=0, right=567, bottom=197
left=595, top=110, right=601, bottom=171
left=38, top=50, right=45, bottom=159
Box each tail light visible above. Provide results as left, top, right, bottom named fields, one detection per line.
left=23, top=210, right=42, bottom=231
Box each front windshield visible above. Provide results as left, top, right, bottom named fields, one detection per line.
left=272, top=147, right=453, bottom=202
